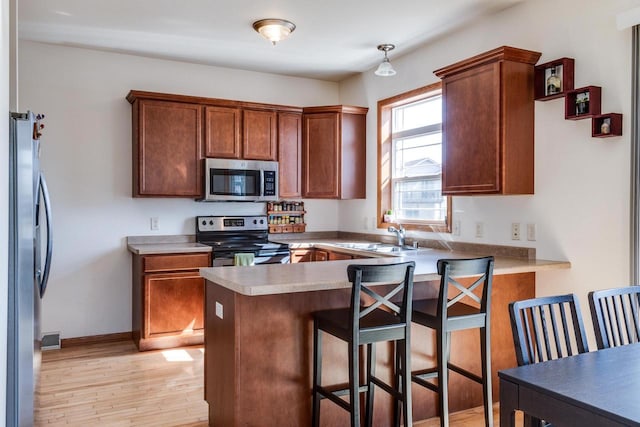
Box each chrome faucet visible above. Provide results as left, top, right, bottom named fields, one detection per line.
left=387, top=225, right=405, bottom=247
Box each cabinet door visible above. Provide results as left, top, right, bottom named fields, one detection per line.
left=303, top=113, right=340, bottom=198
left=145, top=272, right=204, bottom=337
left=290, top=249, right=314, bottom=263
left=135, top=100, right=202, bottom=197
left=278, top=112, right=302, bottom=198
left=243, top=109, right=277, bottom=160
left=314, top=250, right=329, bottom=262
left=442, top=62, right=501, bottom=194
left=328, top=251, right=352, bottom=261
left=204, top=106, right=242, bottom=159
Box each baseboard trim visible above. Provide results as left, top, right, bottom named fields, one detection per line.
left=61, top=331, right=133, bottom=348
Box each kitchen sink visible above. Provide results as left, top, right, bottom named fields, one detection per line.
left=333, top=242, right=421, bottom=255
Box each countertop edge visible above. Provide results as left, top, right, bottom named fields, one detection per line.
left=201, top=257, right=571, bottom=296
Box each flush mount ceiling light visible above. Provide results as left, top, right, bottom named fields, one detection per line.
left=374, top=44, right=397, bottom=77
left=253, top=18, right=296, bottom=45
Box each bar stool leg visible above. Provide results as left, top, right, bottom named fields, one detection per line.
left=401, top=337, right=412, bottom=427
left=365, top=343, right=375, bottom=427
left=437, top=330, right=451, bottom=427
left=312, top=322, right=322, bottom=427
left=349, top=339, right=360, bottom=427
left=393, top=343, right=401, bottom=427
left=480, top=326, right=493, bottom=427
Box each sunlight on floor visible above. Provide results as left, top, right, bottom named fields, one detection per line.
left=161, top=348, right=194, bottom=362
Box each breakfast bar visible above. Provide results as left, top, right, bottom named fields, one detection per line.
left=200, top=249, right=569, bottom=426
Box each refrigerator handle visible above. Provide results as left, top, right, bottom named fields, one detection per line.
left=38, top=173, right=53, bottom=298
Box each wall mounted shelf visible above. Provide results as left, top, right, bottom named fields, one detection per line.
left=565, top=86, right=601, bottom=120
left=535, top=57, right=621, bottom=138
left=592, top=113, right=623, bottom=138
left=534, top=57, right=575, bottom=101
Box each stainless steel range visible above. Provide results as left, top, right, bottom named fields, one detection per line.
left=196, top=215, right=290, bottom=266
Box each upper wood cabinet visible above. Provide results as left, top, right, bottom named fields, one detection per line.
left=302, top=106, right=368, bottom=199
left=204, top=106, right=241, bottom=158
left=243, top=109, right=277, bottom=161
left=129, top=97, right=202, bottom=197
left=278, top=112, right=302, bottom=198
left=204, top=107, right=277, bottom=160
left=435, top=46, right=541, bottom=195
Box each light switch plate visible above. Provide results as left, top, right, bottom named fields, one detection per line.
left=215, top=302, right=223, bottom=319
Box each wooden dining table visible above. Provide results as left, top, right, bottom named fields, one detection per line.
left=498, top=343, right=640, bottom=426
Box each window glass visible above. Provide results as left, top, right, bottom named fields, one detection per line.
left=391, top=95, right=446, bottom=223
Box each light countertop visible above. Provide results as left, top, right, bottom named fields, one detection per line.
left=200, top=248, right=570, bottom=296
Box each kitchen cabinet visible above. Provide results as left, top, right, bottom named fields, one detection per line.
left=290, top=248, right=315, bottom=263
left=243, top=109, right=278, bottom=160
left=204, top=105, right=241, bottom=158
left=132, top=252, right=211, bottom=351
left=278, top=112, right=302, bottom=198
left=302, top=105, right=368, bottom=199
left=434, top=46, right=541, bottom=195
left=128, top=90, right=311, bottom=198
left=290, top=247, right=371, bottom=262
left=205, top=107, right=277, bottom=161
left=128, top=96, right=202, bottom=197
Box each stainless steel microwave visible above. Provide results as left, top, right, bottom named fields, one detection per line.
left=203, top=158, right=278, bottom=202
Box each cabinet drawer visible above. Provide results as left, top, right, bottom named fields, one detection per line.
left=143, top=253, right=211, bottom=273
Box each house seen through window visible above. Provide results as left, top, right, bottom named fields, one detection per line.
left=378, top=83, right=450, bottom=232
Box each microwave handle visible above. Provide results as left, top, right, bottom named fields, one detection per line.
left=260, top=169, right=265, bottom=197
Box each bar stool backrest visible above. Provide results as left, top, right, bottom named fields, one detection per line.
left=589, top=286, right=640, bottom=349
left=509, top=294, right=589, bottom=366
left=346, top=262, right=415, bottom=330
left=436, top=257, right=495, bottom=325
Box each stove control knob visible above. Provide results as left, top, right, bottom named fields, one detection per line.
left=209, top=220, right=214, bottom=225
left=259, top=219, right=264, bottom=224
left=201, top=220, right=206, bottom=226
left=253, top=219, right=257, bottom=224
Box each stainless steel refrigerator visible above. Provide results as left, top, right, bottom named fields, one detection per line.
left=7, top=111, right=53, bottom=426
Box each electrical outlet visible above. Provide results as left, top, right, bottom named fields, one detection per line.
left=511, top=223, right=521, bottom=240
left=215, top=302, right=224, bottom=319
left=527, top=223, right=537, bottom=241
left=150, top=217, right=159, bottom=231
left=475, top=222, right=484, bottom=238
left=453, top=220, right=461, bottom=236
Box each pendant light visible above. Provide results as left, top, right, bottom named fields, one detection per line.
left=375, top=44, right=397, bottom=77
left=253, top=19, right=296, bottom=45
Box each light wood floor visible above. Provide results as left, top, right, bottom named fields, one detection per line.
left=35, top=340, right=507, bottom=426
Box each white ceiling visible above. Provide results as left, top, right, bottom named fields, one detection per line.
left=18, top=0, right=524, bottom=82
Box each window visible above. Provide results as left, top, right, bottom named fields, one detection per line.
left=378, top=83, right=451, bottom=232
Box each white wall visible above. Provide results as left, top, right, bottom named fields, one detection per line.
left=18, top=41, right=340, bottom=338
left=339, top=0, right=638, bottom=341
left=1, top=0, right=10, bottom=420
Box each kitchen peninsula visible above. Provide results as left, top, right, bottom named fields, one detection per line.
left=200, top=247, right=569, bottom=426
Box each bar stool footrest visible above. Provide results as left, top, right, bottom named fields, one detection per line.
left=448, top=362, right=483, bottom=384
left=411, top=368, right=439, bottom=393
left=370, top=376, right=403, bottom=400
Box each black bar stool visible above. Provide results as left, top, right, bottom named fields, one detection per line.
left=311, top=261, right=415, bottom=427
left=410, top=256, right=494, bottom=427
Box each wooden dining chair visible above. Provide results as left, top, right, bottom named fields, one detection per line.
left=509, top=294, right=590, bottom=427
left=589, top=286, right=640, bottom=349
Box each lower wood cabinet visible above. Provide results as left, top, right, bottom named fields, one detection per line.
left=132, top=252, right=211, bottom=351
left=290, top=247, right=368, bottom=263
